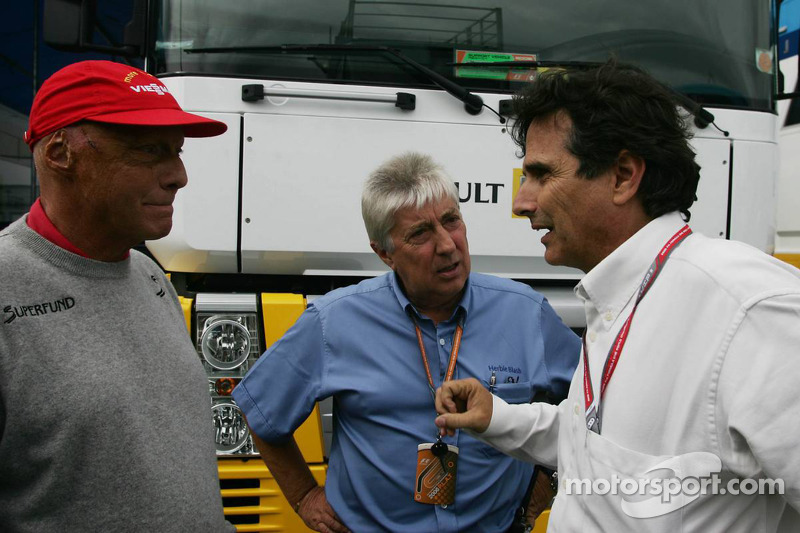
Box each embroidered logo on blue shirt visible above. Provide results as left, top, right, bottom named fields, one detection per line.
left=488, top=364, right=523, bottom=383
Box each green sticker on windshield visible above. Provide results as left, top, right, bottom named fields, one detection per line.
left=455, top=50, right=539, bottom=81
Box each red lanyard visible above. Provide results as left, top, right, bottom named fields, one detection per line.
left=411, top=311, right=465, bottom=401
left=583, top=225, right=692, bottom=434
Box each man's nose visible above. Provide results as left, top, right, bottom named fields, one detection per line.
left=163, top=158, right=189, bottom=191
left=434, top=226, right=457, bottom=254
left=512, top=178, right=538, bottom=217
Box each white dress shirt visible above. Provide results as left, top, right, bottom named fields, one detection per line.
left=481, top=212, right=800, bottom=532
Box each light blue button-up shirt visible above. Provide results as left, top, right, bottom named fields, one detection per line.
left=234, top=272, right=579, bottom=532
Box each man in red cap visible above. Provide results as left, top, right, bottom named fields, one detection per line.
left=0, top=61, right=233, bottom=532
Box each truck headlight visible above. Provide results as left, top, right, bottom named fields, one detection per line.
left=201, top=318, right=251, bottom=370
left=211, top=401, right=249, bottom=454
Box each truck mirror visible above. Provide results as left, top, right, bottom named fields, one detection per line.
left=43, top=0, right=146, bottom=58
left=43, top=0, right=97, bottom=52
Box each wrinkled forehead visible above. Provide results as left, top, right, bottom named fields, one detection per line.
left=79, top=121, right=185, bottom=144
left=392, top=195, right=460, bottom=226
left=526, top=111, right=572, bottom=146
left=523, top=112, right=576, bottom=167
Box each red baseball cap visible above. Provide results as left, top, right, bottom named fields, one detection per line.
left=24, top=60, right=227, bottom=149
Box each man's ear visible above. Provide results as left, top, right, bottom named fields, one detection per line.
left=611, top=150, right=646, bottom=206
left=41, top=129, right=75, bottom=176
left=371, top=242, right=395, bottom=270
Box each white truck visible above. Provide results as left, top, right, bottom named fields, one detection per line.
left=44, top=0, right=790, bottom=530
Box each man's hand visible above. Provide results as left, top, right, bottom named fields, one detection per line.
left=434, top=377, right=493, bottom=436
left=297, top=486, right=350, bottom=533
left=248, top=432, right=348, bottom=532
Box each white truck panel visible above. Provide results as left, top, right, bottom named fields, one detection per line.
left=239, top=111, right=583, bottom=277
left=147, top=112, right=241, bottom=273
left=777, top=125, right=800, bottom=254
left=729, top=140, right=779, bottom=252
left=150, top=77, right=777, bottom=276
left=684, top=137, right=730, bottom=239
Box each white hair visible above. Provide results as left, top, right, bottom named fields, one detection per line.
left=362, top=152, right=459, bottom=252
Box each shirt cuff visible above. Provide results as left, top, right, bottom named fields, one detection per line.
left=475, top=393, right=560, bottom=468
left=483, top=393, right=514, bottom=438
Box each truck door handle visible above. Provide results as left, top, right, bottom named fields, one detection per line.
left=241, top=84, right=415, bottom=110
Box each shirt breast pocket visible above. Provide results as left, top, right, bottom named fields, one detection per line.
left=491, top=381, right=533, bottom=404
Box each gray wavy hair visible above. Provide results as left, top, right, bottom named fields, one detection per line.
left=362, top=152, right=459, bottom=252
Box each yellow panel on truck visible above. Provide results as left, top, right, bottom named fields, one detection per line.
left=180, top=292, right=326, bottom=532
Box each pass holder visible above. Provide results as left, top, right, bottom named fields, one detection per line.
left=408, top=310, right=464, bottom=506
left=414, top=438, right=459, bottom=506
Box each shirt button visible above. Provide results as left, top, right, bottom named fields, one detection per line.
left=574, top=403, right=579, bottom=415
left=588, top=331, right=597, bottom=342
left=604, top=312, right=613, bottom=321
left=439, top=338, right=446, bottom=346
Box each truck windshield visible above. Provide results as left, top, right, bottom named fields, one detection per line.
left=154, top=0, right=775, bottom=111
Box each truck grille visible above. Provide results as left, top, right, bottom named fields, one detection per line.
left=218, top=459, right=327, bottom=532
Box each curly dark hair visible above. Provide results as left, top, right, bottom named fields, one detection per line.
left=510, top=60, right=701, bottom=221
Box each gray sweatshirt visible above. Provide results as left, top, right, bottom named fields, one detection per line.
left=0, top=217, right=233, bottom=532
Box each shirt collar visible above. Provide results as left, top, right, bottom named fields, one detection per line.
left=26, top=197, right=131, bottom=260
left=389, top=271, right=471, bottom=325
left=26, top=198, right=90, bottom=258
left=575, top=212, right=688, bottom=323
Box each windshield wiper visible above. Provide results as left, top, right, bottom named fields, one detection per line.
left=187, top=44, right=485, bottom=115
left=450, top=59, right=718, bottom=130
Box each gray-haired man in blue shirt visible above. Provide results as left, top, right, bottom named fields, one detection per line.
left=233, top=152, right=579, bottom=533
